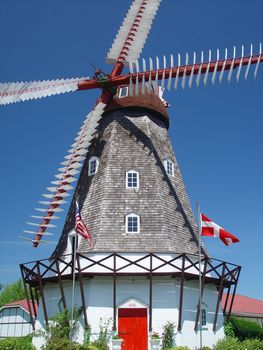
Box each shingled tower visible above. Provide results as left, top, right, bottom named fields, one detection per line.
left=53, top=86, right=200, bottom=257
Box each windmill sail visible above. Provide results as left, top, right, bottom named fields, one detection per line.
left=106, top=0, right=162, bottom=66
left=125, top=44, right=263, bottom=93
left=27, top=101, right=106, bottom=246
left=0, top=77, right=89, bottom=105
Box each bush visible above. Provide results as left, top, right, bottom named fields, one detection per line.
left=41, top=337, right=71, bottom=350
left=230, top=317, right=263, bottom=341
left=83, top=324, right=92, bottom=345
left=90, top=341, right=108, bottom=350
left=78, top=345, right=99, bottom=350
left=41, top=338, right=99, bottom=350
left=39, top=307, right=83, bottom=350
left=0, top=335, right=36, bottom=350
left=170, top=346, right=190, bottom=350
left=201, top=347, right=212, bottom=350
left=89, top=318, right=110, bottom=350
left=214, top=337, right=241, bottom=350
left=162, top=322, right=175, bottom=349
left=224, top=320, right=235, bottom=338
left=241, top=338, right=263, bottom=350
left=0, top=280, right=26, bottom=308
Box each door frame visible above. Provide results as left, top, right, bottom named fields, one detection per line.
left=117, top=299, right=149, bottom=350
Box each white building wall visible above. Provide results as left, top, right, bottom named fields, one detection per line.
left=33, top=276, right=224, bottom=350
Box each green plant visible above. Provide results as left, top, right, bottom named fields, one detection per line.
left=83, top=323, right=92, bottom=345
left=90, top=318, right=111, bottom=350
left=90, top=340, right=109, bottom=350
left=0, top=279, right=26, bottom=307
left=170, top=346, right=190, bottom=350
left=39, top=307, right=82, bottom=350
left=0, top=335, right=36, bottom=350
left=151, top=332, right=160, bottom=339
left=201, top=347, right=212, bottom=350
left=230, top=317, right=263, bottom=341
left=224, top=320, right=235, bottom=338
left=112, top=334, right=121, bottom=340
left=162, top=322, right=175, bottom=349
left=78, top=345, right=99, bottom=350
left=213, top=336, right=241, bottom=350
left=241, top=338, right=263, bottom=350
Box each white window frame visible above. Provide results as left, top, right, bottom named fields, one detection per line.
left=125, top=213, right=140, bottom=234
left=126, top=170, right=139, bottom=189
left=119, top=86, right=129, bottom=98
left=163, top=158, right=174, bottom=177
left=88, top=156, right=99, bottom=176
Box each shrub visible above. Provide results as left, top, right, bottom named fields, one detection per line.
left=41, top=337, right=71, bottom=350
left=90, top=340, right=109, bottom=350
left=240, top=338, right=263, bottom=350
left=224, top=320, right=235, bottom=338
left=214, top=336, right=241, bottom=350
left=39, top=307, right=83, bottom=350
left=230, top=317, right=263, bottom=341
left=170, top=346, right=190, bottom=350
left=0, top=335, right=36, bottom=350
left=41, top=338, right=100, bottom=350
left=89, top=318, right=110, bottom=350
left=83, top=324, right=92, bottom=345
left=0, top=280, right=26, bottom=308
left=78, top=345, right=99, bottom=350
left=201, top=347, right=212, bottom=350
left=162, top=322, right=175, bottom=349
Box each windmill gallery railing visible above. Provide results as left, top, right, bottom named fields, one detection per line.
left=20, top=252, right=241, bottom=332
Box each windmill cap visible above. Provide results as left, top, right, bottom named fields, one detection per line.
left=104, top=84, right=169, bottom=127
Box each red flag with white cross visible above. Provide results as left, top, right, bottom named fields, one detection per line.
left=201, top=214, right=240, bottom=246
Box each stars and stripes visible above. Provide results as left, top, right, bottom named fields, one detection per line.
left=75, top=201, right=92, bottom=246
left=201, top=213, right=240, bottom=246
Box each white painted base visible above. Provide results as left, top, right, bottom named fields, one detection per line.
left=33, top=276, right=224, bottom=350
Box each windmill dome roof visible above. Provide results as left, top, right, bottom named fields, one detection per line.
left=105, top=85, right=169, bottom=126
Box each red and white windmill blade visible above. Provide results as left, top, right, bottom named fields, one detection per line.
left=0, top=0, right=262, bottom=247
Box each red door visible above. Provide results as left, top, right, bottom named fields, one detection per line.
left=118, top=308, right=148, bottom=350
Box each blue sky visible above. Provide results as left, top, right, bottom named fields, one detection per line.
left=0, top=1, right=262, bottom=300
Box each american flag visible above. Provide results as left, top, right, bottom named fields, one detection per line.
left=75, top=201, right=92, bottom=246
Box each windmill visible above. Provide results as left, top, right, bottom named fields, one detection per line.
left=1, top=0, right=262, bottom=349
left=1, top=1, right=262, bottom=247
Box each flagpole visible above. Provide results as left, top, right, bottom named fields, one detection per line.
left=69, top=230, right=77, bottom=350
left=197, top=202, right=203, bottom=350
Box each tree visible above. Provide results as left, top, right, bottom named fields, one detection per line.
left=162, top=322, right=175, bottom=350
left=40, top=307, right=85, bottom=350
left=0, top=279, right=26, bottom=308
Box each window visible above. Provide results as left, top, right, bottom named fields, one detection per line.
left=119, top=86, right=129, bottom=98
left=126, top=170, right=139, bottom=189
left=201, top=308, right=207, bottom=326
left=88, top=156, right=99, bottom=176
left=126, top=213, right=140, bottom=234
left=164, top=158, right=174, bottom=177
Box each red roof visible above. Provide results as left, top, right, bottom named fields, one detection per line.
left=222, top=294, right=263, bottom=316
left=3, top=299, right=38, bottom=314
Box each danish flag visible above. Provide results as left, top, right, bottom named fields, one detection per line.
left=75, top=201, right=92, bottom=246
left=201, top=214, right=240, bottom=246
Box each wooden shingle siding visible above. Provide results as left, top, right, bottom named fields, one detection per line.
left=52, top=105, right=205, bottom=257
